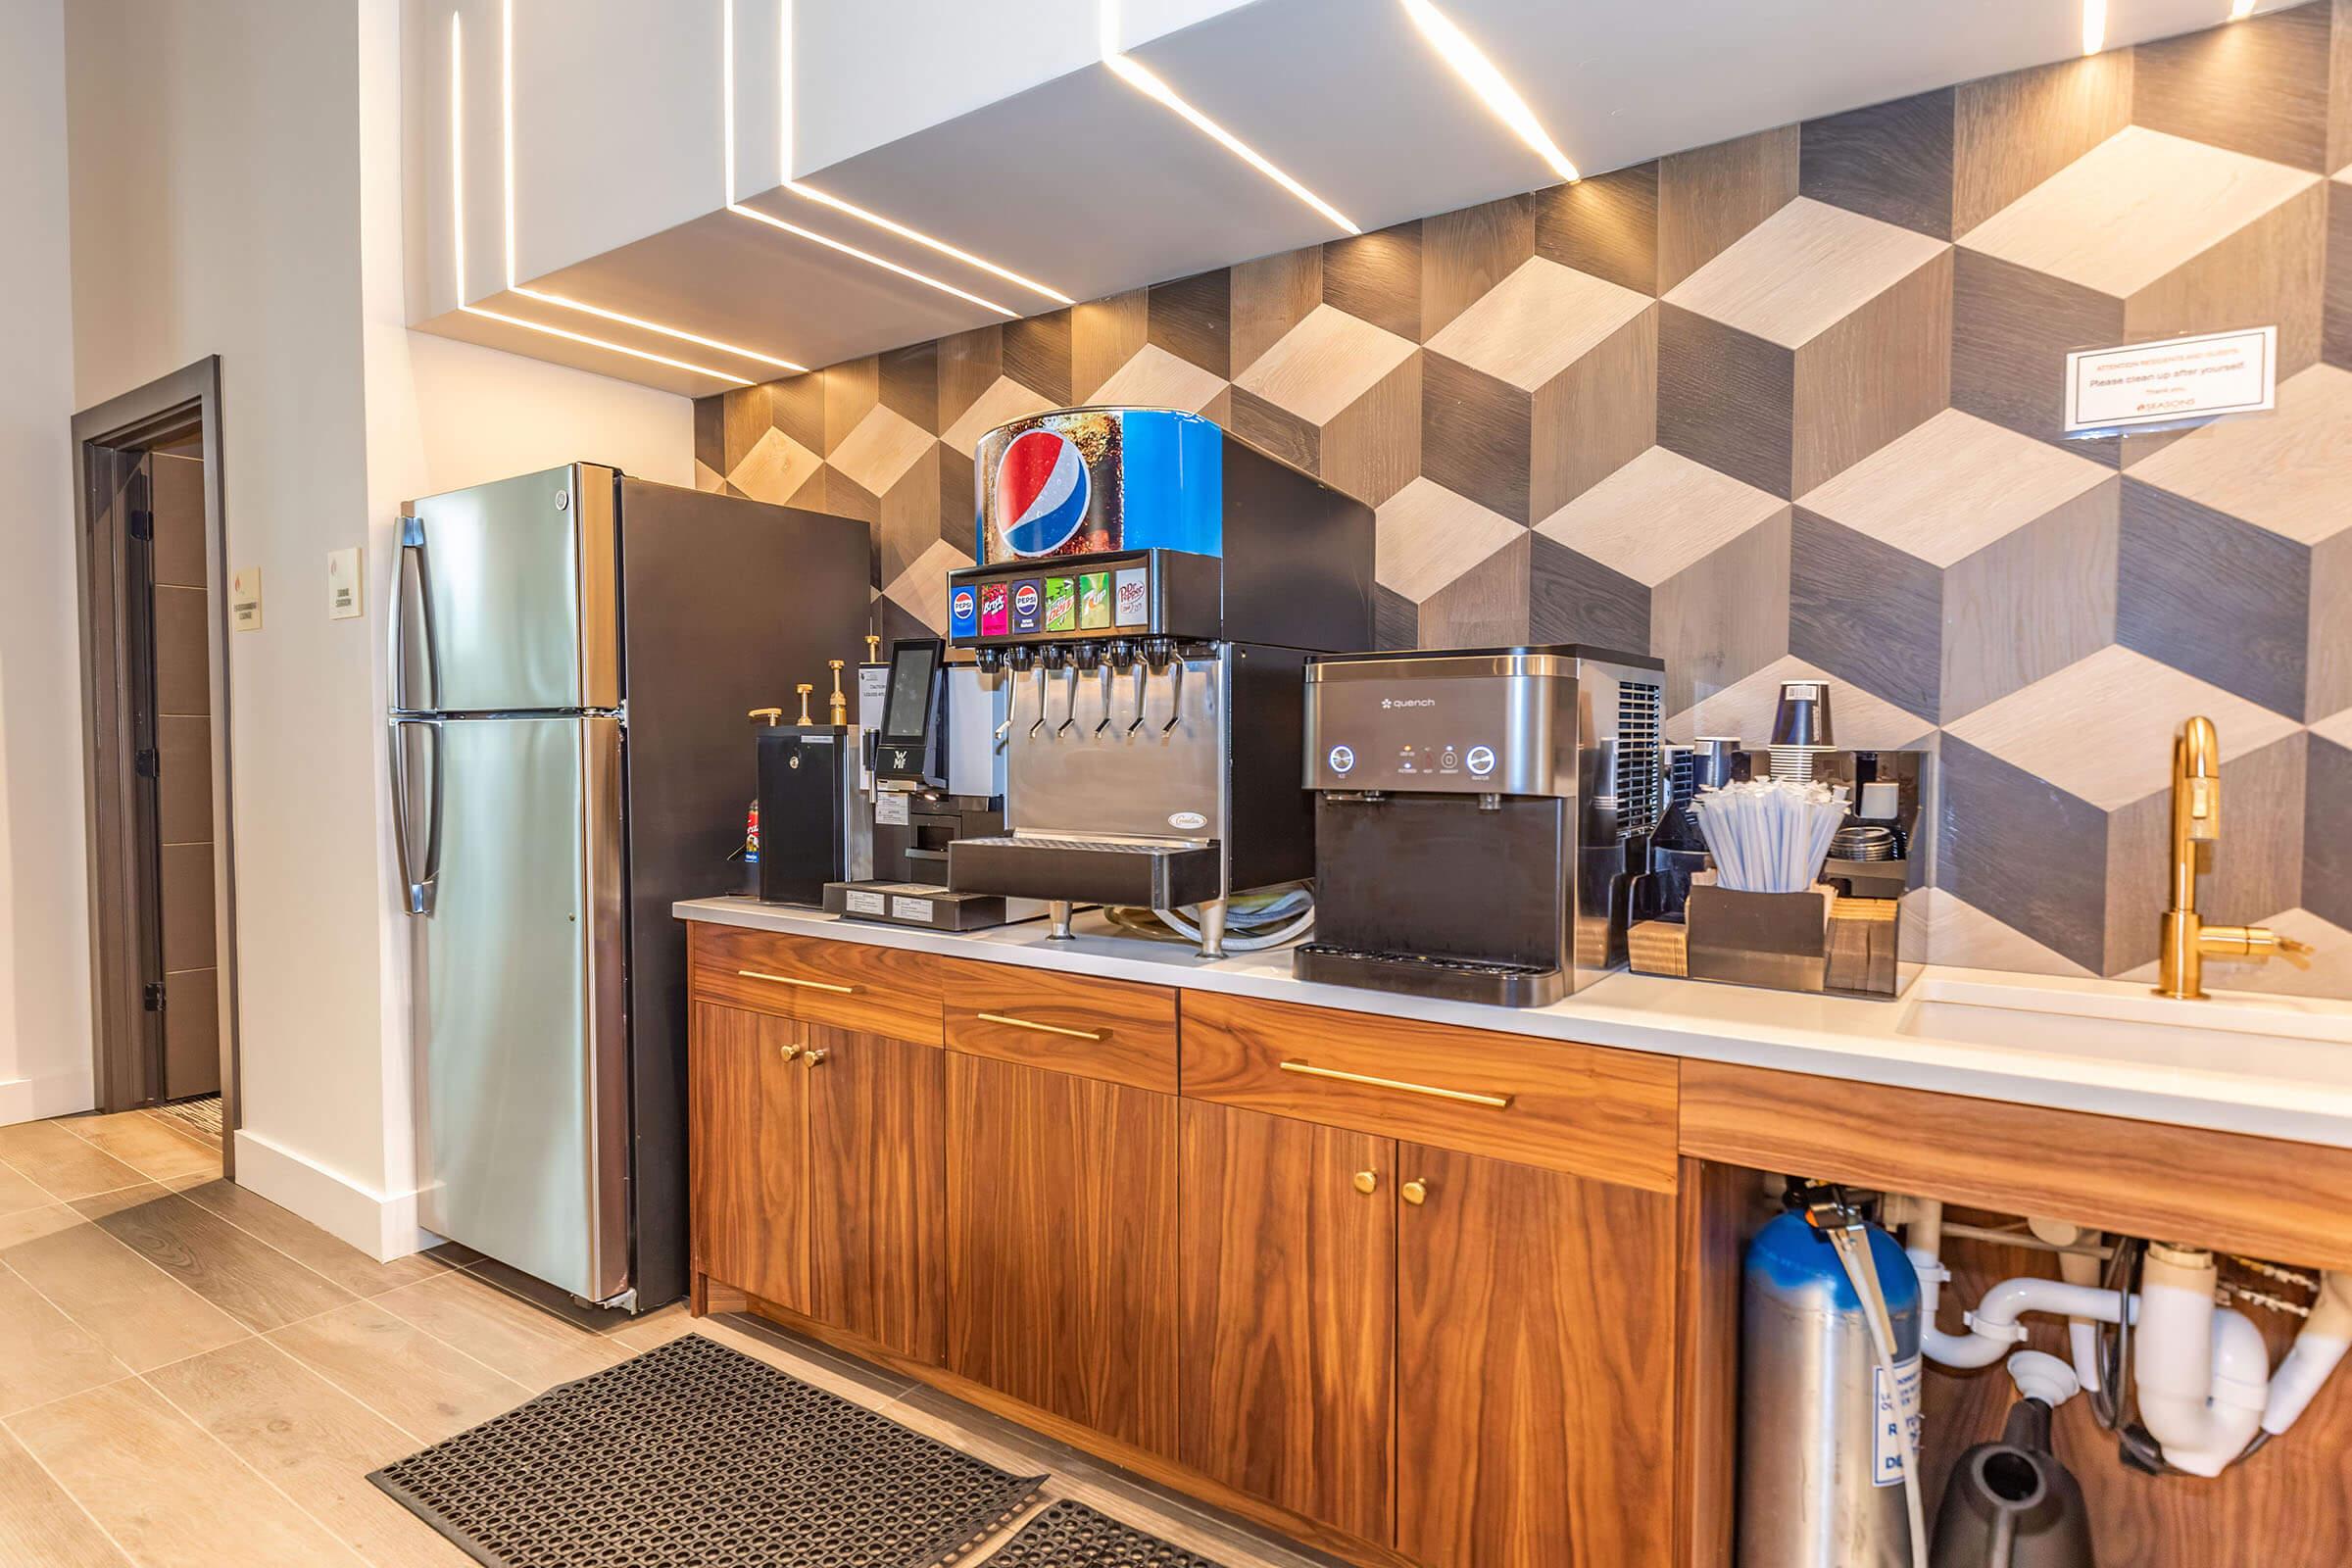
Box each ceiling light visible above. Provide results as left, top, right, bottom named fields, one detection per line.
left=511, top=286, right=806, bottom=371
left=779, top=182, right=1074, bottom=305
left=2082, top=0, right=2107, bottom=53
left=502, top=0, right=517, bottom=287
left=450, top=13, right=466, bottom=290
left=461, top=305, right=751, bottom=384
left=726, top=202, right=1015, bottom=314
left=2230, top=0, right=2256, bottom=16
left=1398, top=0, right=1579, bottom=183
left=1102, top=52, right=1359, bottom=234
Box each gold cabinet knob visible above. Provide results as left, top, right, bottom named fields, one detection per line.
left=1352, top=1170, right=1380, bottom=1196
left=1400, top=1179, right=1430, bottom=1207
left=802, top=1049, right=827, bottom=1067
left=778, top=1043, right=802, bottom=1060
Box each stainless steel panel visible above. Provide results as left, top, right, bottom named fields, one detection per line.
left=396, top=465, right=619, bottom=712
left=407, top=714, right=629, bottom=1302
left=1002, top=655, right=1224, bottom=843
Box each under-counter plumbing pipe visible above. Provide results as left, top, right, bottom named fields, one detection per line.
left=2134, top=1244, right=2269, bottom=1477
left=1901, top=1199, right=2134, bottom=1370
left=2032, top=1216, right=2108, bottom=1395
left=2263, top=1270, right=2352, bottom=1437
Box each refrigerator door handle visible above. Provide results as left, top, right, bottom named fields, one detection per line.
left=388, top=717, right=444, bottom=915
left=391, top=514, right=443, bottom=711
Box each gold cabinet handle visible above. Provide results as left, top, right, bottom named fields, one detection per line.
left=1351, top=1170, right=1380, bottom=1196
left=1401, top=1178, right=1430, bottom=1206
left=974, top=1011, right=1104, bottom=1043
left=802, top=1049, right=828, bottom=1067
left=778, top=1043, right=803, bottom=1061
left=738, top=968, right=856, bottom=995
left=1277, top=1058, right=1512, bottom=1109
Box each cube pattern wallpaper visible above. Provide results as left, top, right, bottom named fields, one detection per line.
left=700, top=0, right=2352, bottom=997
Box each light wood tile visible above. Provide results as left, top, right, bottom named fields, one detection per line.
left=269, top=1300, right=528, bottom=1446
left=460, top=1257, right=633, bottom=1335
left=70, top=1188, right=353, bottom=1334
left=6, top=1380, right=366, bottom=1567
left=1664, top=197, right=1947, bottom=349
left=940, top=374, right=1054, bottom=457
left=1649, top=515, right=1793, bottom=720
left=1087, top=344, right=1226, bottom=416
left=1666, top=655, right=1936, bottom=753
left=2127, top=364, right=2352, bottom=545
left=0, top=1160, right=54, bottom=1219
left=0, top=1265, right=131, bottom=1418
left=1959, top=126, right=2317, bottom=298
left=1372, top=476, right=1523, bottom=603
left=1657, top=125, right=1799, bottom=292
left=1, top=1222, right=246, bottom=1374
left=1939, top=479, right=2120, bottom=721
left=1424, top=257, right=1649, bottom=393
left=171, top=1180, right=447, bottom=1298
left=1529, top=310, right=1655, bottom=520
left=0, top=1125, right=144, bottom=1202
left=1229, top=248, right=1323, bottom=375
left=1910, top=887, right=2097, bottom=977
left=1537, top=445, right=1786, bottom=586
left=1952, top=52, right=2132, bottom=235
left=63, top=1113, right=218, bottom=1184
left=373, top=1271, right=624, bottom=1394
left=0, top=1205, right=87, bottom=1252
left=0, top=1426, right=129, bottom=1567
left=144, top=1340, right=472, bottom=1567
left=1797, top=407, right=2110, bottom=566
left=1233, top=304, right=1415, bottom=425
left=727, top=425, right=820, bottom=504
left=827, top=403, right=933, bottom=499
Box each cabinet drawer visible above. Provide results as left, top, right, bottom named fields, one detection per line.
left=689, top=923, right=942, bottom=1045
left=941, top=958, right=1179, bottom=1093
left=1180, top=992, right=1678, bottom=1193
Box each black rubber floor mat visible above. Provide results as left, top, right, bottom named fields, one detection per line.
left=983, top=1500, right=1232, bottom=1568
left=368, top=1333, right=1047, bottom=1568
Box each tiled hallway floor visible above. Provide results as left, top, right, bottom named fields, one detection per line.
left=0, top=1111, right=1338, bottom=1568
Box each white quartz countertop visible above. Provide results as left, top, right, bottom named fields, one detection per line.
left=675, top=897, right=2352, bottom=1152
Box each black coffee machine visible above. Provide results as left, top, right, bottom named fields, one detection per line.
left=1296, top=645, right=1665, bottom=1006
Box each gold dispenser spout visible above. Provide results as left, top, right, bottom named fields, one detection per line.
left=748, top=707, right=783, bottom=726
left=795, top=684, right=813, bottom=727
left=863, top=634, right=882, bottom=664
left=2156, top=715, right=2314, bottom=1000
left=827, top=660, right=848, bottom=726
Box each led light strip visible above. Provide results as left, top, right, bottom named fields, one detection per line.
left=1399, top=0, right=1579, bottom=184
left=509, top=285, right=806, bottom=371
left=451, top=10, right=750, bottom=385
left=2082, top=0, right=2107, bottom=53
left=1099, top=1, right=1357, bottom=235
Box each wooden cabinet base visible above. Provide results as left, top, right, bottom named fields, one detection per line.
left=703, top=1288, right=1424, bottom=1568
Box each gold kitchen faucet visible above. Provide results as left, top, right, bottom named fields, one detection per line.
left=2155, top=715, right=2314, bottom=1000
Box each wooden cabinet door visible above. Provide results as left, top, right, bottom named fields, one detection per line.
left=1178, top=1101, right=1395, bottom=1544
left=1395, top=1146, right=1677, bottom=1568
left=689, top=1002, right=806, bottom=1310
left=800, top=1024, right=948, bottom=1365
left=946, top=1053, right=1179, bottom=1456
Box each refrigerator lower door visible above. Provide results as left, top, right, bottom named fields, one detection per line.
left=406, top=713, right=629, bottom=1303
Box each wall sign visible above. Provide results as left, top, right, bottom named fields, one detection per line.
left=2063, top=325, right=2276, bottom=436
left=326, top=547, right=363, bottom=620
left=230, top=567, right=262, bottom=631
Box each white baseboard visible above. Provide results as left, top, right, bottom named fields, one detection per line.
left=231, top=1128, right=436, bottom=1262
left=0, top=1069, right=97, bottom=1127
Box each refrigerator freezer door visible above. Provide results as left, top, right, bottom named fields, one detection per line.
left=394, top=465, right=619, bottom=713
left=408, top=713, right=629, bottom=1302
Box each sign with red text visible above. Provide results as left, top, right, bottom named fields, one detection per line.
left=2063, top=326, right=2275, bottom=436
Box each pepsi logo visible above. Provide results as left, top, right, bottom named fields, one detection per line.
left=995, top=427, right=1090, bottom=558
left=953, top=588, right=976, bottom=618
left=1012, top=583, right=1041, bottom=614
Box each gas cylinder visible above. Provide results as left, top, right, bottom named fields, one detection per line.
left=1739, top=1206, right=1924, bottom=1568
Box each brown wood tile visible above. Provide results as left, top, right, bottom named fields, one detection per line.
left=173, top=1180, right=446, bottom=1298
left=1788, top=510, right=1942, bottom=720
left=1322, top=221, right=1422, bottom=341
left=1317, top=355, right=1419, bottom=508
left=1801, top=87, right=1956, bottom=238
left=2119, top=478, right=2313, bottom=719
left=1230, top=249, right=1322, bottom=374
left=821, top=355, right=881, bottom=454
left=1791, top=247, right=1952, bottom=497
left=269, top=1299, right=528, bottom=1446
left=1657, top=125, right=1798, bottom=291
left=1003, top=310, right=1074, bottom=405
left=1417, top=533, right=1531, bottom=648
left=1419, top=353, right=1530, bottom=522
left=1419, top=193, right=1534, bottom=339
left=0, top=1264, right=131, bottom=1418
left=1224, top=386, right=1319, bottom=476
left=147, top=451, right=208, bottom=591
left=0, top=1425, right=131, bottom=1567
left=1147, top=268, right=1232, bottom=378
left=718, top=383, right=773, bottom=475
left=1936, top=735, right=2113, bottom=973
left=878, top=341, right=939, bottom=434
left=1950, top=248, right=2121, bottom=462
left=1939, top=478, right=2121, bottom=722
left=150, top=585, right=210, bottom=718
left=145, top=1340, right=473, bottom=1567
left=2125, top=181, right=2326, bottom=377
left=0, top=1124, right=145, bottom=1204
left=1528, top=536, right=1650, bottom=658
left=2133, top=2, right=2332, bottom=172
left=373, top=1271, right=625, bottom=1394
left=61, top=1113, right=215, bottom=1186
left=1656, top=305, right=1794, bottom=497
left=1534, top=162, right=1658, bottom=295
left=1072, top=289, right=1150, bottom=404
left=1953, top=52, right=2132, bottom=236
left=1530, top=310, right=1655, bottom=520
left=7, top=1379, right=366, bottom=1567
left=1649, top=508, right=1794, bottom=719
left=936, top=322, right=1004, bottom=438
left=692, top=392, right=722, bottom=473
left=70, top=1188, right=352, bottom=1334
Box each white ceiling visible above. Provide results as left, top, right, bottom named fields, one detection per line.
left=411, top=0, right=2254, bottom=398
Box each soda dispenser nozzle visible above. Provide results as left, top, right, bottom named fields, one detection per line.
left=1143, top=637, right=1176, bottom=674
left=1006, top=645, right=1038, bottom=672
left=1106, top=639, right=1136, bottom=673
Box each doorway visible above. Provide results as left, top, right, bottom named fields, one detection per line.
left=73, top=358, right=239, bottom=1176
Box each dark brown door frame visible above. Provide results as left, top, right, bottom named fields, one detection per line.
left=73, top=357, right=241, bottom=1173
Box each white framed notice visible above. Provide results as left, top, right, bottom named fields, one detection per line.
left=230, top=567, right=263, bottom=631
left=2062, top=325, right=2276, bottom=437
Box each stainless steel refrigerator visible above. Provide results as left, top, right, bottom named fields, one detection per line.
left=388, top=463, right=866, bottom=1309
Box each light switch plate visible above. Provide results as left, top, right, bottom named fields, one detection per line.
left=230, top=567, right=262, bottom=631
left=326, top=546, right=363, bottom=620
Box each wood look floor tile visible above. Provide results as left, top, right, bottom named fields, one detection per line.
left=144, top=1340, right=473, bottom=1567
left=0, top=1125, right=144, bottom=1202
left=172, top=1180, right=448, bottom=1298
left=461, top=1256, right=633, bottom=1333
left=1, top=1222, right=247, bottom=1373
left=0, top=1425, right=130, bottom=1567
left=56, top=1113, right=218, bottom=1185
left=0, top=1160, right=55, bottom=1219
left=0, top=1204, right=87, bottom=1252
left=269, top=1300, right=530, bottom=1446
left=6, top=1379, right=367, bottom=1567
left=68, top=1188, right=353, bottom=1334
left=0, top=1265, right=132, bottom=1418
left=373, top=1272, right=624, bottom=1394
left=614, top=1306, right=917, bottom=1408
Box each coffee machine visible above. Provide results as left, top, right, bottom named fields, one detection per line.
left=1296, top=646, right=1665, bottom=1005
left=942, top=407, right=1374, bottom=956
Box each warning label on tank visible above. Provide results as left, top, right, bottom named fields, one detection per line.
left=1873, top=1357, right=1923, bottom=1487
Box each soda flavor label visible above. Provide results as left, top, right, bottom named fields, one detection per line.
left=949, top=584, right=979, bottom=638
left=978, top=581, right=1010, bottom=636
left=1113, top=566, right=1150, bottom=627
left=1078, top=572, right=1111, bottom=630
left=1043, top=576, right=1076, bottom=631
left=1009, top=578, right=1044, bottom=634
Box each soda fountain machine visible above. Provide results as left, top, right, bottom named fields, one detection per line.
left=942, top=407, right=1374, bottom=957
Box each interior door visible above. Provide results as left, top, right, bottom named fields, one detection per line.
left=1178, top=1101, right=1396, bottom=1543
left=395, top=464, right=616, bottom=713
left=1394, top=1146, right=1678, bottom=1568
left=800, top=1024, right=947, bottom=1363
left=405, top=712, right=629, bottom=1302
